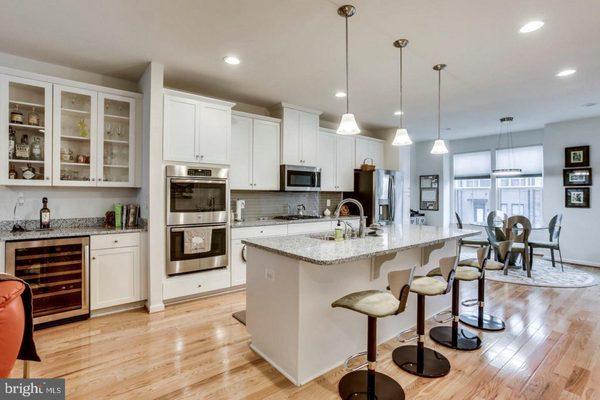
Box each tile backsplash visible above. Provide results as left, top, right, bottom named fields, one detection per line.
left=230, top=191, right=343, bottom=220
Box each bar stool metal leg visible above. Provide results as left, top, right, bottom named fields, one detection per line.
left=339, top=316, right=405, bottom=400
left=429, top=280, right=482, bottom=350
left=392, top=295, right=451, bottom=378
left=459, top=275, right=505, bottom=331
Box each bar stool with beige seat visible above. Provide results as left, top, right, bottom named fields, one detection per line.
left=391, top=256, right=457, bottom=378
left=331, top=267, right=415, bottom=400
left=427, top=248, right=487, bottom=350
left=459, top=242, right=512, bottom=331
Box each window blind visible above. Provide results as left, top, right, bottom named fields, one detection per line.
left=453, top=151, right=491, bottom=179
left=495, top=145, right=543, bottom=176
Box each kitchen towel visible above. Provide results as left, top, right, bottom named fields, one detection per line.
left=183, top=228, right=212, bottom=254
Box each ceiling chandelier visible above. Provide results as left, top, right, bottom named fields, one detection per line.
left=392, top=39, right=412, bottom=146
left=492, top=116, right=522, bottom=176
left=336, top=5, right=360, bottom=135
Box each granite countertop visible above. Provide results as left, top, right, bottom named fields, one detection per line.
left=231, top=215, right=361, bottom=228
left=242, top=224, right=480, bottom=265
left=0, top=226, right=146, bottom=242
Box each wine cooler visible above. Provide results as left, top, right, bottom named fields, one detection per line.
left=6, top=236, right=90, bottom=326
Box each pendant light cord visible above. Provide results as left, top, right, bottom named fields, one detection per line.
left=345, top=15, right=350, bottom=114
left=437, top=68, right=441, bottom=140
left=399, top=46, right=404, bottom=129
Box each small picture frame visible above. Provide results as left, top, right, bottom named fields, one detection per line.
left=565, top=146, right=590, bottom=168
left=420, top=175, right=439, bottom=211
left=565, top=187, right=590, bottom=208
left=563, top=168, right=592, bottom=186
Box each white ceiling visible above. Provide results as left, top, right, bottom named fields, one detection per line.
left=1, top=0, right=600, bottom=140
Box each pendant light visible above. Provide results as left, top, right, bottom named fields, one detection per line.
left=492, top=116, right=522, bottom=176
left=336, top=5, right=360, bottom=135
left=430, top=64, right=449, bottom=154
left=392, top=39, right=412, bottom=146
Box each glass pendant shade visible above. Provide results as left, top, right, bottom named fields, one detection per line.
left=337, top=113, right=361, bottom=135
left=392, top=128, right=412, bottom=146
left=430, top=139, right=449, bottom=154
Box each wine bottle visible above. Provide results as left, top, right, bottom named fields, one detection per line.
left=40, top=197, right=50, bottom=229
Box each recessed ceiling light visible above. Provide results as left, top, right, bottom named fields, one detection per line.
left=335, top=91, right=347, bottom=98
left=519, top=20, right=544, bottom=33
left=223, top=56, right=240, bottom=65
left=556, top=69, right=576, bottom=77
left=393, top=110, right=403, bottom=116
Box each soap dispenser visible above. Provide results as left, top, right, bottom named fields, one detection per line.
left=335, top=220, right=344, bottom=241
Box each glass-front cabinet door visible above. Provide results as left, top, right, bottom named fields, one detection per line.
left=53, top=85, right=97, bottom=186
left=98, top=94, right=135, bottom=186
left=1, top=75, right=53, bottom=186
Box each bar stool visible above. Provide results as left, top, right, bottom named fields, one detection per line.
left=392, top=256, right=457, bottom=378
left=427, top=248, right=487, bottom=350
left=331, top=267, right=415, bottom=400
left=459, top=241, right=512, bottom=331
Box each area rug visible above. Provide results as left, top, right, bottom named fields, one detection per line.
left=485, top=259, right=597, bottom=288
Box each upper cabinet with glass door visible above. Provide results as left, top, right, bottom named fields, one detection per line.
left=98, top=94, right=135, bottom=186
left=0, top=76, right=53, bottom=186
left=53, top=85, right=98, bottom=186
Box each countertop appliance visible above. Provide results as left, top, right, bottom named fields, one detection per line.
left=5, top=236, right=90, bottom=327
left=280, top=165, right=321, bottom=192
left=166, top=165, right=230, bottom=276
left=344, top=169, right=403, bottom=226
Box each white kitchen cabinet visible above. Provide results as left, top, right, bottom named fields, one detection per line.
left=0, top=75, right=53, bottom=186
left=355, top=136, right=385, bottom=170
left=53, top=85, right=98, bottom=186
left=97, top=93, right=136, bottom=187
left=231, top=112, right=280, bottom=190
left=317, top=129, right=355, bottom=192
left=163, top=89, right=235, bottom=165
left=275, top=103, right=322, bottom=167
left=91, top=234, right=142, bottom=311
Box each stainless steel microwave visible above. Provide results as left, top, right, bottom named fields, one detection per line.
left=280, top=165, right=321, bottom=192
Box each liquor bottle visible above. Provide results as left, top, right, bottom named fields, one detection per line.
left=40, top=197, right=50, bottom=229
left=15, top=134, right=30, bottom=159
left=8, top=164, right=17, bottom=179
left=8, top=127, right=16, bottom=159
left=31, top=136, right=42, bottom=160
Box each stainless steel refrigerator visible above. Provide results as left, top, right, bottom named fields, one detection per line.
left=343, top=169, right=403, bottom=226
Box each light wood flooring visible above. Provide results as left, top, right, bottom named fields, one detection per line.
left=10, top=266, right=600, bottom=399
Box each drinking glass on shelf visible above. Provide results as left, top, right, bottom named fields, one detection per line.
left=116, top=125, right=123, bottom=140
left=106, top=123, right=112, bottom=139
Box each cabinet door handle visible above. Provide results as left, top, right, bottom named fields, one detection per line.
left=242, top=245, right=247, bottom=262
left=92, top=257, right=96, bottom=260
left=114, top=240, right=119, bottom=243
left=91, top=178, right=96, bottom=181
left=99, top=178, right=103, bottom=181
left=200, top=155, right=204, bottom=159
left=45, top=177, right=50, bottom=180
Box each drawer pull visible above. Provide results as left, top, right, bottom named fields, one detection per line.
left=197, top=284, right=202, bottom=288
left=114, top=240, right=119, bottom=243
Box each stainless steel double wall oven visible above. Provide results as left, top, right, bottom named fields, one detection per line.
left=166, top=165, right=229, bottom=276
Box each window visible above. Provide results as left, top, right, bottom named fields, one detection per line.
left=453, top=151, right=491, bottom=224
left=495, top=146, right=544, bottom=227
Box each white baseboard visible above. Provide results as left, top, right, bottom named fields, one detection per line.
left=146, top=302, right=165, bottom=313
left=91, top=301, right=146, bottom=317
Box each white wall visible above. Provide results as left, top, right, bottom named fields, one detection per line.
left=543, top=116, right=600, bottom=266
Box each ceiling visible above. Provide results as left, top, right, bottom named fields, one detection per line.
left=1, top=0, right=600, bottom=140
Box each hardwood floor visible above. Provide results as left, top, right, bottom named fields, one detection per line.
left=11, top=266, right=600, bottom=400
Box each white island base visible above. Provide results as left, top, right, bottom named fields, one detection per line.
left=246, top=238, right=460, bottom=386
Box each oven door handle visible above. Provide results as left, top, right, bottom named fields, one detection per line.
left=170, top=178, right=227, bottom=185
left=170, top=225, right=226, bottom=233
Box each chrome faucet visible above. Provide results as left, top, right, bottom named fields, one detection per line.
left=333, top=198, right=367, bottom=238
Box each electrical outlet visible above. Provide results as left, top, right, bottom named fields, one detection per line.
left=16, top=192, right=25, bottom=206
left=265, top=268, right=275, bottom=281
left=326, top=199, right=331, bottom=207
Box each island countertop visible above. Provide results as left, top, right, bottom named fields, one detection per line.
left=242, top=224, right=480, bottom=265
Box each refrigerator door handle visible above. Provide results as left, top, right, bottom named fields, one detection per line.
left=388, top=175, right=395, bottom=222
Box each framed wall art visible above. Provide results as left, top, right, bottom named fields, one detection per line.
left=563, top=168, right=592, bottom=186
left=420, top=175, right=439, bottom=211
left=565, top=146, right=590, bottom=168
left=565, top=187, right=590, bottom=208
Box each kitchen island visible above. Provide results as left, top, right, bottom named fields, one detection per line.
left=243, top=224, right=479, bottom=385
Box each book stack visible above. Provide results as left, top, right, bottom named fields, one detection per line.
left=114, top=203, right=140, bottom=229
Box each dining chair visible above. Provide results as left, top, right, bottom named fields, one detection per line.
left=529, top=214, right=563, bottom=271
left=455, top=213, right=488, bottom=259
left=505, top=215, right=532, bottom=277
left=487, top=210, right=508, bottom=229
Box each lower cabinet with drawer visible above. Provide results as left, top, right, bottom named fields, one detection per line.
left=90, top=233, right=143, bottom=311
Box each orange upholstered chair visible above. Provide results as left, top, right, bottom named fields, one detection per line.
left=0, top=279, right=26, bottom=378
